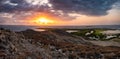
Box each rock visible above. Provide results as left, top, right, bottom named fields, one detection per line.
left=0, top=29, right=120, bottom=59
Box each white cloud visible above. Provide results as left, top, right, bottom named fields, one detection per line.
left=25, top=0, right=49, bottom=5
left=3, top=0, right=18, bottom=6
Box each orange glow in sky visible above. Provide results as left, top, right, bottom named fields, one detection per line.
left=24, top=12, right=62, bottom=26
left=22, top=9, right=120, bottom=26
left=36, top=17, right=54, bottom=25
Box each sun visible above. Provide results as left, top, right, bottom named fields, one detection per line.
left=37, top=18, right=54, bottom=25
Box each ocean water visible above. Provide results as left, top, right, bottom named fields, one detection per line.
left=0, top=25, right=120, bottom=32
left=0, top=25, right=36, bottom=31
left=102, top=30, right=120, bottom=34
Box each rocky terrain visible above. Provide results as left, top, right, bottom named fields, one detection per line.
left=0, top=28, right=120, bottom=59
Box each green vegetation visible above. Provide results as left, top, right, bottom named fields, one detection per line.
left=71, top=29, right=104, bottom=37
left=88, top=30, right=106, bottom=40
left=71, top=29, right=91, bottom=36
left=70, top=29, right=119, bottom=41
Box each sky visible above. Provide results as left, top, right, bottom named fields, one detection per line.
left=0, top=0, right=120, bottom=26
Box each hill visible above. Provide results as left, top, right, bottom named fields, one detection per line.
left=0, top=28, right=120, bottom=59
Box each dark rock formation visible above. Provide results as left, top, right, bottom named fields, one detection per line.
left=0, top=29, right=120, bottom=59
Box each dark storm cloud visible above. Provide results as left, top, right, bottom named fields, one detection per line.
left=0, top=0, right=34, bottom=12
left=0, top=0, right=51, bottom=13
left=0, top=0, right=119, bottom=20
left=49, top=0, right=119, bottom=16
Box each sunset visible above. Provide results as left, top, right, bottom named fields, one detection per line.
left=0, top=0, right=120, bottom=26
left=37, top=17, right=54, bottom=25
left=0, top=0, right=120, bottom=59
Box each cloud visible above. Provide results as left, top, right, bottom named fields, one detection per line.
left=0, top=0, right=119, bottom=21
left=0, top=17, right=11, bottom=24
left=49, top=0, right=119, bottom=16
left=0, top=0, right=50, bottom=12
left=0, top=19, right=6, bottom=24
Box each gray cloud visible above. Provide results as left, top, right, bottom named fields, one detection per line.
left=0, top=0, right=119, bottom=21
left=0, top=19, right=6, bottom=23
left=0, top=17, right=10, bottom=24
left=49, top=0, right=119, bottom=16
left=0, top=0, right=50, bottom=12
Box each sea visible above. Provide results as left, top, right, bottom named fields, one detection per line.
left=0, top=25, right=120, bottom=32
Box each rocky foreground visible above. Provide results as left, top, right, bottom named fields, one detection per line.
left=0, top=29, right=120, bottom=59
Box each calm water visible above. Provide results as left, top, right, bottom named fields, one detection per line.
left=66, top=30, right=79, bottom=33
left=33, top=28, right=46, bottom=32
left=102, top=30, right=120, bottom=34
left=0, top=25, right=120, bottom=32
